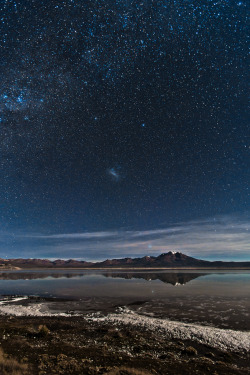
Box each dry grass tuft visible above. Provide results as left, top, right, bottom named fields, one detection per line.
left=37, top=324, right=50, bottom=337
left=0, top=347, right=29, bottom=375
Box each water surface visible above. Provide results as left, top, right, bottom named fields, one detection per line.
left=0, top=270, right=249, bottom=330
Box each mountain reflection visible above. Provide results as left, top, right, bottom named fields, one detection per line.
left=0, top=272, right=208, bottom=285
left=102, top=272, right=207, bottom=285
left=0, top=272, right=85, bottom=280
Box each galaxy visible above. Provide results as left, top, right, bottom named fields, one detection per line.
left=0, top=0, right=249, bottom=260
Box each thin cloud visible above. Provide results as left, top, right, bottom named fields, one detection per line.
left=27, top=231, right=119, bottom=240
left=1, top=214, right=249, bottom=261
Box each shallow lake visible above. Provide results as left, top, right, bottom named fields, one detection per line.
left=0, top=270, right=249, bottom=330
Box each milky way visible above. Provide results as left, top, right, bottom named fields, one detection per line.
left=0, top=1, right=248, bottom=258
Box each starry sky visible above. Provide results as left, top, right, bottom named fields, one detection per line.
left=0, top=0, right=249, bottom=260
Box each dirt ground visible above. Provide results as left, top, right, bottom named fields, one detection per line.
left=0, top=316, right=249, bottom=375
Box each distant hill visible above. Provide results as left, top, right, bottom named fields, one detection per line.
left=0, top=252, right=250, bottom=269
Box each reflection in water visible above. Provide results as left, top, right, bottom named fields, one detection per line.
left=102, top=272, right=207, bottom=285
left=0, top=272, right=84, bottom=281
left=0, top=271, right=208, bottom=285
left=0, top=271, right=249, bottom=330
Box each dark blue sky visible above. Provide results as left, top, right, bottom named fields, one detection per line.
left=0, top=1, right=249, bottom=260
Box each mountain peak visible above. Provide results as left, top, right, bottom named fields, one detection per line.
left=158, top=251, right=182, bottom=257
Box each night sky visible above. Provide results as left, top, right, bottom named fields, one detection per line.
left=0, top=0, right=249, bottom=260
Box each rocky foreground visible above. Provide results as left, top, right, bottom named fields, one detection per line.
left=0, top=313, right=249, bottom=375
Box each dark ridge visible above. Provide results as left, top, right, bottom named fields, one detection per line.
left=0, top=251, right=249, bottom=269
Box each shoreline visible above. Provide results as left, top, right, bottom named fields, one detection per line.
left=88, top=308, right=250, bottom=353
left=0, top=270, right=249, bottom=374
left=0, top=297, right=249, bottom=352
left=0, top=312, right=249, bottom=375
left=1, top=267, right=250, bottom=270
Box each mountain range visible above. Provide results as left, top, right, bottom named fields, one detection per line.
left=0, top=252, right=249, bottom=269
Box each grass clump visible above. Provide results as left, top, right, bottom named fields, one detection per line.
left=0, top=347, right=29, bottom=375
left=37, top=324, right=50, bottom=337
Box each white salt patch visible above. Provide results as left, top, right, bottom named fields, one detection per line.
left=89, top=308, right=250, bottom=352
left=0, top=298, right=74, bottom=317
left=0, top=297, right=28, bottom=305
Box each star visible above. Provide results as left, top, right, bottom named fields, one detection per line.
left=0, top=0, right=247, bottom=260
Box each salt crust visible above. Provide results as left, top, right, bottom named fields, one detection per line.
left=0, top=299, right=249, bottom=352
left=89, top=307, right=250, bottom=353
left=0, top=297, right=71, bottom=317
